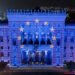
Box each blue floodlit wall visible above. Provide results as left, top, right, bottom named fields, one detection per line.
left=0, top=10, right=70, bottom=67
left=64, top=26, right=75, bottom=62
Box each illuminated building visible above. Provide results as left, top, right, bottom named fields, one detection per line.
left=0, top=9, right=74, bottom=67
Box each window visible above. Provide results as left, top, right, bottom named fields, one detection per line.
left=70, top=32, right=74, bottom=43
left=8, top=52, right=9, bottom=57
left=70, top=37, right=74, bottom=43
left=70, top=52, right=73, bottom=57
left=64, top=36, right=67, bottom=42
left=56, top=48, right=60, bottom=52
left=12, top=39, right=16, bottom=45
left=64, top=53, right=66, bottom=57
left=28, top=33, right=33, bottom=44
left=0, top=36, right=3, bottom=42
left=8, top=46, right=10, bottom=49
left=64, top=46, right=66, bottom=50
left=47, top=39, right=52, bottom=45
left=64, top=46, right=66, bottom=57
left=0, top=46, right=3, bottom=49
left=70, top=46, right=73, bottom=50
left=41, top=39, right=45, bottom=45
left=56, top=39, right=60, bottom=46
left=64, top=31, right=67, bottom=42
left=56, top=57, right=60, bottom=65
left=0, top=52, right=4, bottom=57
left=7, top=36, right=9, bottom=42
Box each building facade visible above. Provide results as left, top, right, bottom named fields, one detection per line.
left=0, top=10, right=74, bottom=67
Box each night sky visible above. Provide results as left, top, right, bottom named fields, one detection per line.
left=0, top=0, right=75, bottom=9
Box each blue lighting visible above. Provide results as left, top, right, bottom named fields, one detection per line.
left=0, top=9, right=72, bottom=67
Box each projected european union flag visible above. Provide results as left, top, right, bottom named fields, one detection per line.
left=0, top=9, right=74, bottom=67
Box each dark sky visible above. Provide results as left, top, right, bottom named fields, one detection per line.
left=0, top=0, right=75, bottom=9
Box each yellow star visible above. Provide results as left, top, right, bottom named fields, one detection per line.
left=19, top=27, right=24, bottom=32
left=35, top=19, right=39, bottom=23
left=50, top=27, right=54, bottom=32
left=36, top=35, right=38, bottom=38
left=26, top=21, right=30, bottom=25
left=52, top=36, right=56, bottom=40
left=44, top=21, right=48, bottom=25
left=20, top=45, right=24, bottom=48
left=17, top=36, right=21, bottom=40
left=50, top=44, right=54, bottom=48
